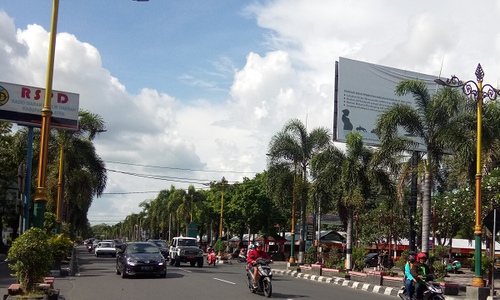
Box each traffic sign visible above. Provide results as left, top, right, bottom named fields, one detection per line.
left=483, top=209, right=500, bottom=235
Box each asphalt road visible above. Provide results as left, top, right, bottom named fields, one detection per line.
left=44, top=246, right=395, bottom=300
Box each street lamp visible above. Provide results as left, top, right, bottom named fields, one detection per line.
left=33, top=0, right=60, bottom=228
left=289, top=162, right=297, bottom=263
left=435, top=64, right=500, bottom=287
left=218, top=177, right=226, bottom=256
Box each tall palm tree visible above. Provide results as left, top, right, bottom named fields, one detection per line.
left=47, top=110, right=107, bottom=234
left=267, top=119, right=331, bottom=263
left=375, top=81, right=466, bottom=254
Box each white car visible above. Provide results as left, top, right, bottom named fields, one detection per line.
left=95, top=241, right=117, bottom=257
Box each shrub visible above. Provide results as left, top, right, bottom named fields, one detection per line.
left=8, top=228, right=53, bottom=292
left=352, top=246, right=369, bottom=271
left=468, top=251, right=494, bottom=276
left=213, top=239, right=225, bottom=253
left=432, top=261, right=447, bottom=280
left=325, top=247, right=341, bottom=269
left=396, top=249, right=409, bottom=270
left=305, top=245, right=317, bottom=265
left=48, top=234, right=73, bottom=259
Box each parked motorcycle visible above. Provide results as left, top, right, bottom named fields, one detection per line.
left=446, top=260, right=462, bottom=274
left=246, top=258, right=272, bottom=298
left=207, top=250, right=217, bottom=266
left=398, top=274, right=444, bottom=300
left=87, top=245, right=93, bottom=253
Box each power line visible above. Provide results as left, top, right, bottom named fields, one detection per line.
left=104, top=160, right=258, bottom=174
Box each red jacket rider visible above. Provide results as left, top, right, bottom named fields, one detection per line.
left=247, top=243, right=270, bottom=267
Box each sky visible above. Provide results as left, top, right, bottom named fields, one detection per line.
left=1, top=1, right=500, bottom=225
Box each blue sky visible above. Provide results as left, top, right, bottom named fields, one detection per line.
left=1, top=0, right=267, bottom=100
left=1, top=1, right=500, bottom=225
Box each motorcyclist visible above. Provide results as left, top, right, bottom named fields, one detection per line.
left=247, top=241, right=272, bottom=288
left=410, top=253, right=430, bottom=300
left=404, top=252, right=416, bottom=299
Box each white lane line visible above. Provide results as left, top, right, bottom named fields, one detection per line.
left=177, top=268, right=192, bottom=273
left=213, top=278, right=236, bottom=285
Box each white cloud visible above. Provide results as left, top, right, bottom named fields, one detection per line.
left=3, top=1, right=500, bottom=225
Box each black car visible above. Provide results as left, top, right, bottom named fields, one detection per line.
left=364, top=253, right=389, bottom=268
left=148, top=239, right=170, bottom=261
left=116, top=242, right=167, bottom=278
left=114, top=239, right=123, bottom=250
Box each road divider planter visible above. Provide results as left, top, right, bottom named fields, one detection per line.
left=348, top=271, right=367, bottom=283
left=321, top=268, right=350, bottom=280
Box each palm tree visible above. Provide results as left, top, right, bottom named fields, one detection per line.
left=375, top=81, right=466, bottom=254
left=47, top=110, right=107, bottom=234
left=266, top=119, right=331, bottom=263
left=339, top=133, right=394, bottom=269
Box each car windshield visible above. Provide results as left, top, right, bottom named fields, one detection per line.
left=101, top=243, right=113, bottom=248
left=178, top=239, right=198, bottom=247
left=153, top=241, right=168, bottom=248
left=127, top=244, right=160, bottom=254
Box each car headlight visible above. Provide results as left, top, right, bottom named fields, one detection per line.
left=158, top=262, right=164, bottom=266
left=127, top=258, right=137, bottom=266
left=198, top=250, right=203, bottom=256
left=179, top=250, right=184, bottom=255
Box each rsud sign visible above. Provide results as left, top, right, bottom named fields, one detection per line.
left=20, top=87, right=70, bottom=104
left=0, top=81, right=79, bottom=130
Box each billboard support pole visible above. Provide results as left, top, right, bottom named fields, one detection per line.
left=409, top=151, right=418, bottom=253
left=33, top=0, right=60, bottom=228
left=23, top=126, right=34, bottom=233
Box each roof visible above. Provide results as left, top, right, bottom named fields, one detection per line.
left=173, top=237, right=196, bottom=240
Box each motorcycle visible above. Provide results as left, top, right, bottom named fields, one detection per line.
left=246, top=258, right=273, bottom=298
left=238, top=250, right=247, bottom=263
left=207, top=250, right=217, bottom=266
left=446, top=260, right=462, bottom=274
left=87, top=245, right=93, bottom=253
left=398, top=274, right=444, bottom=300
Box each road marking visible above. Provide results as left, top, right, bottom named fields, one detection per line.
left=213, top=278, right=236, bottom=285
left=177, top=268, right=192, bottom=273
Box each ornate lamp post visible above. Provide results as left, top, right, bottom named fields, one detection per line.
left=33, top=0, right=60, bottom=228
left=218, top=177, right=226, bottom=256
left=435, top=64, right=500, bottom=287
left=289, top=162, right=297, bottom=263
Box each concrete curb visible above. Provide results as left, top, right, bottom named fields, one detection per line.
left=273, top=268, right=470, bottom=299
left=273, top=269, right=400, bottom=297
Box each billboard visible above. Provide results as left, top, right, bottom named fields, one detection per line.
left=0, top=81, right=79, bottom=130
left=334, top=57, right=439, bottom=150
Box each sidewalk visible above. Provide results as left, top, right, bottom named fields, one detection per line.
left=271, top=262, right=500, bottom=300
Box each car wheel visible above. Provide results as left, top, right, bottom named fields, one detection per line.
left=160, top=271, right=167, bottom=278
left=121, top=268, right=128, bottom=278
left=175, top=257, right=180, bottom=267
left=197, top=257, right=204, bottom=268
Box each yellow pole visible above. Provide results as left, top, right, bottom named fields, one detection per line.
left=56, top=144, right=64, bottom=233
left=289, top=162, right=297, bottom=263
left=218, top=177, right=225, bottom=256
left=473, top=76, right=484, bottom=287
left=190, top=194, right=193, bottom=223
left=34, top=0, right=60, bottom=228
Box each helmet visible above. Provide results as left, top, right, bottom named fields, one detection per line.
left=250, top=244, right=255, bottom=249
left=417, top=253, right=427, bottom=260
left=408, top=254, right=416, bottom=263
left=255, top=242, right=263, bottom=250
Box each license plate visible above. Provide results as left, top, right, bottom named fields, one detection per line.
left=141, top=266, right=153, bottom=271
left=187, top=256, right=195, bottom=259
